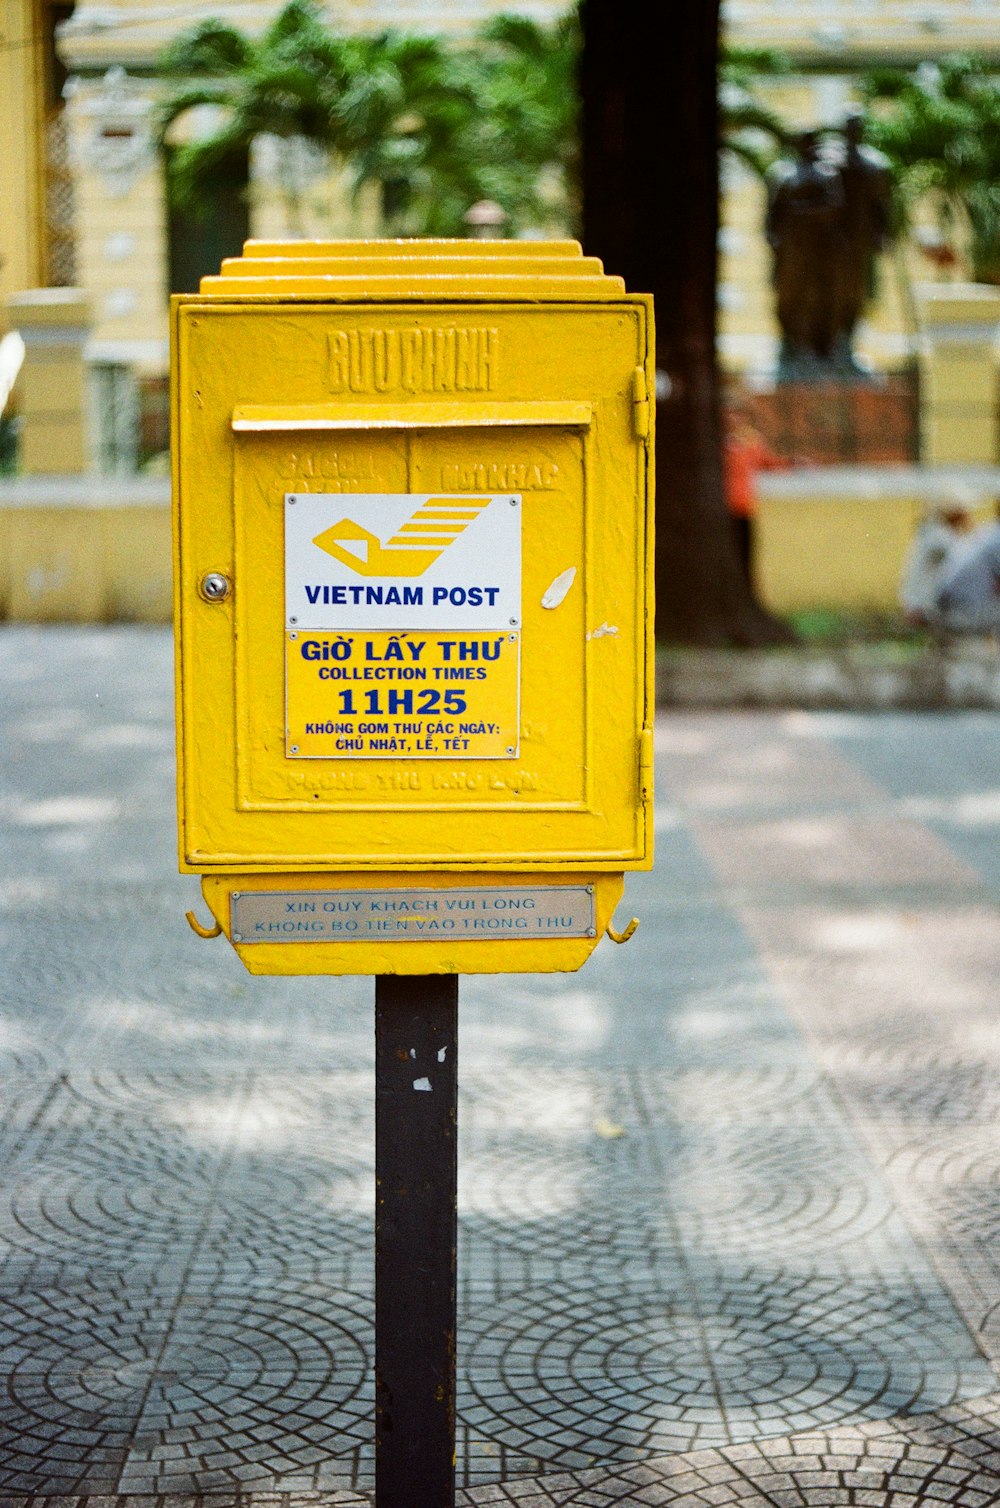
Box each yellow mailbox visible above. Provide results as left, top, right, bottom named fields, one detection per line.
left=171, top=239, right=653, bottom=974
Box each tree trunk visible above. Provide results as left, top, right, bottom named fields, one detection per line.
left=165, top=144, right=250, bottom=295
left=580, top=0, right=792, bottom=645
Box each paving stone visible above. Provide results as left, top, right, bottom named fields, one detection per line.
left=6, top=640, right=1000, bottom=1502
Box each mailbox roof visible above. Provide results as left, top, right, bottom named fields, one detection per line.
left=197, top=238, right=628, bottom=301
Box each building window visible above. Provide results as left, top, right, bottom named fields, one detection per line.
left=42, top=1, right=76, bottom=285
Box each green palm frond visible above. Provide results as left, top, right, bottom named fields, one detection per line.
left=161, top=20, right=253, bottom=77
left=862, top=52, right=1000, bottom=280
left=154, top=83, right=232, bottom=143
left=166, top=121, right=250, bottom=215
left=718, top=43, right=790, bottom=181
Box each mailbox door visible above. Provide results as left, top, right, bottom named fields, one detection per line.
left=174, top=301, right=652, bottom=872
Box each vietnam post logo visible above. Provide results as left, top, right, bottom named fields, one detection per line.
left=312, top=497, right=491, bottom=578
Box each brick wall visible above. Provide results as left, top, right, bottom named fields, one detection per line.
left=738, top=375, right=920, bottom=465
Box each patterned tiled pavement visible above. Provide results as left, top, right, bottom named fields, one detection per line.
left=3, top=629, right=1000, bottom=1504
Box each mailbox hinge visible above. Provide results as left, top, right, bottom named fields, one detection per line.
left=632, top=367, right=650, bottom=440
left=639, top=725, right=655, bottom=804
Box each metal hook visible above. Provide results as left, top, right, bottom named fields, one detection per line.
left=606, top=915, right=639, bottom=945
left=185, top=908, right=222, bottom=939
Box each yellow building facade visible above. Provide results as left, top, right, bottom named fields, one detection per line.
left=3, top=0, right=572, bottom=370
left=6, top=0, right=1000, bottom=390
left=1, top=0, right=65, bottom=305
left=3, top=0, right=1000, bottom=623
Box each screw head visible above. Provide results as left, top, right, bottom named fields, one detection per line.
left=290, top=744, right=299, bottom=753
left=199, top=572, right=231, bottom=603
left=587, top=927, right=597, bottom=938
left=289, top=618, right=298, bottom=626
left=233, top=934, right=243, bottom=943
left=509, top=618, right=518, bottom=627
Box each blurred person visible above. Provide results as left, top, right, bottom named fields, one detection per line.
left=899, top=494, right=973, bottom=627
left=723, top=406, right=792, bottom=586
left=935, top=504, right=1000, bottom=634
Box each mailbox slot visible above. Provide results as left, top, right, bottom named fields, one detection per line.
left=232, top=400, right=593, bottom=431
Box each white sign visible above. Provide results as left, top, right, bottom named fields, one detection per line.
left=285, top=492, right=521, bottom=631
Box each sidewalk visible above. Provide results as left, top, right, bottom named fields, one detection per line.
left=2, top=627, right=1000, bottom=1504
left=658, top=638, right=1000, bottom=710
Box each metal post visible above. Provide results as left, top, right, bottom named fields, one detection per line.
left=375, top=974, right=458, bottom=1508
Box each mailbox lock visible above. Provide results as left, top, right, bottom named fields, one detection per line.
left=199, top=572, right=232, bottom=603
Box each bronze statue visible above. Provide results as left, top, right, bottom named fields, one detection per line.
left=766, top=130, right=847, bottom=378
left=829, top=112, right=894, bottom=372
left=766, top=118, right=893, bottom=381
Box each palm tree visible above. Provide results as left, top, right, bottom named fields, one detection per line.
left=158, top=6, right=579, bottom=241
left=467, top=13, right=580, bottom=234
left=336, top=31, right=481, bottom=236
left=157, top=0, right=349, bottom=235
left=863, top=54, right=1000, bottom=284
left=339, top=16, right=579, bottom=238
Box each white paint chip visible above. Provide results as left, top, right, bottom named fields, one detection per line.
left=541, top=567, right=577, bottom=609
left=587, top=623, right=619, bottom=640
left=413, top=1077, right=432, bottom=1092
left=437, top=1047, right=448, bottom=1062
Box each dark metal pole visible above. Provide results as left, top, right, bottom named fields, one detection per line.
left=375, top=974, right=458, bottom=1508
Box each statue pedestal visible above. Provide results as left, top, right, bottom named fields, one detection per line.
left=741, top=378, right=918, bottom=465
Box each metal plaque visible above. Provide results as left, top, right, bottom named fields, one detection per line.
left=231, top=885, right=596, bottom=943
